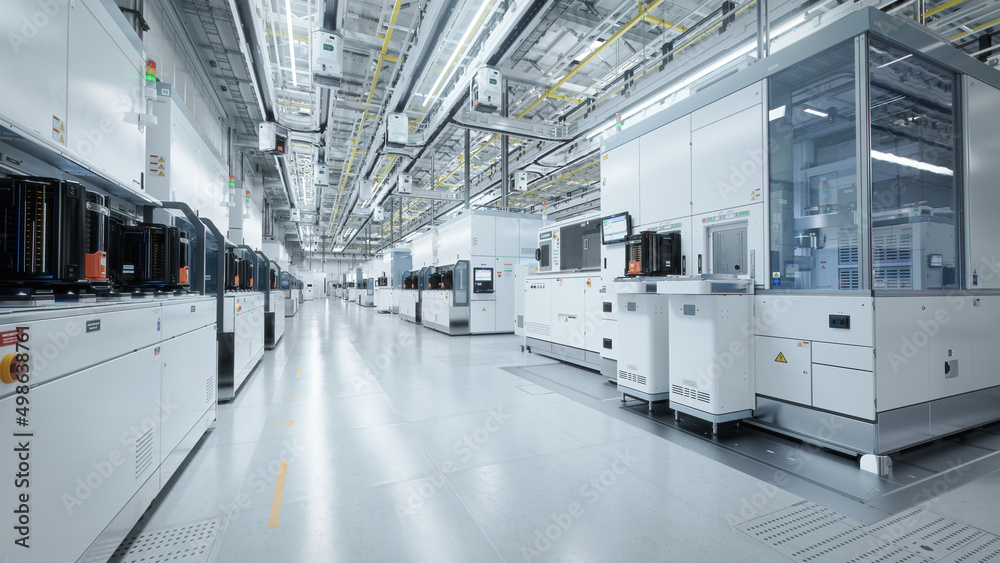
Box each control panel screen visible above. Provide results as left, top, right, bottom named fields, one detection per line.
left=473, top=267, right=494, bottom=293
left=601, top=212, right=631, bottom=245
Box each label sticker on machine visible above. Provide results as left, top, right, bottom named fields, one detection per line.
left=86, top=320, right=101, bottom=333
left=772, top=272, right=781, bottom=286
left=0, top=330, right=23, bottom=347
left=775, top=352, right=787, bottom=363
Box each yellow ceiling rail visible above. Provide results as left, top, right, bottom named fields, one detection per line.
left=926, top=0, right=969, bottom=18
left=424, top=0, right=498, bottom=105
left=509, top=159, right=599, bottom=202
left=431, top=134, right=497, bottom=190
left=516, top=0, right=667, bottom=120
left=547, top=92, right=585, bottom=103
left=642, top=13, right=686, bottom=32
left=950, top=16, right=1000, bottom=39
left=330, top=0, right=405, bottom=232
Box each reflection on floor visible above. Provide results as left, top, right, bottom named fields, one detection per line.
left=117, top=298, right=1000, bottom=563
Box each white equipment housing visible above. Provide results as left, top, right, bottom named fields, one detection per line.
left=399, top=267, right=427, bottom=324
left=398, top=173, right=413, bottom=194
left=0, top=299, right=217, bottom=563
left=410, top=210, right=541, bottom=335
left=312, top=30, right=343, bottom=87
left=471, top=67, right=502, bottom=113
left=514, top=170, right=528, bottom=192
left=315, top=164, right=330, bottom=185
left=601, top=8, right=1000, bottom=466
left=523, top=212, right=605, bottom=370
left=258, top=121, right=287, bottom=155
left=361, top=179, right=375, bottom=204
left=386, top=112, right=408, bottom=146
left=372, top=206, right=385, bottom=223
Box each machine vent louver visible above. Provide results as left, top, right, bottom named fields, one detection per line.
left=526, top=322, right=550, bottom=336
left=672, top=385, right=710, bottom=403
left=206, top=375, right=215, bottom=403
left=135, top=428, right=154, bottom=477
left=619, top=370, right=646, bottom=386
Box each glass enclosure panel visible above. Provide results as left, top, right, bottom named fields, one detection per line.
left=453, top=261, right=469, bottom=306
left=204, top=229, right=219, bottom=297
left=869, top=40, right=960, bottom=290
left=769, top=40, right=861, bottom=290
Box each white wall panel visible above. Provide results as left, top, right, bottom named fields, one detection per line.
left=639, top=115, right=691, bottom=225
left=0, top=2, right=70, bottom=143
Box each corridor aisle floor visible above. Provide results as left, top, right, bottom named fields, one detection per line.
left=123, top=298, right=998, bottom=562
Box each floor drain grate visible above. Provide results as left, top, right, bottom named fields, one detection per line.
left=108, top=518, right=222, bottom=563
left=736, top=502, right=995, bottom=562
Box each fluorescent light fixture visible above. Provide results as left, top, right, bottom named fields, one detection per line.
left=871, top=150, right=953, bottom=176
left=284, top=0, right=298, bottom=87
left=575, top=39, right=605, bottom=62
left=876, top=54, right=912, bottom=69
left=422, top=0, right=493, bottom=108
left=770, top=13, right=808, bottom=39
left=586, top=120, right=615, bottom=139
left=586, top=11, right=810, bottom=142
left=769, top=105, right=786, bottom=121
left=804, top=107, right=828, bottom=118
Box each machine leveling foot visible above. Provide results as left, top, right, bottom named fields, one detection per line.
left=860, top=454, right=893, bottom=476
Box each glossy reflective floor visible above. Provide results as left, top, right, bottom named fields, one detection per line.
left=124, top=297, right=1000, bottom=562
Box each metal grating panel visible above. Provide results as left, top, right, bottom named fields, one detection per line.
left=865, top=509, right=984, bottom=561
left=947, top=535, right=1000, bottom=562
left=739, top=503, right=997, bottom=563
left=135, top=428, right=154, bottom=477
left=109, top=518, right=221, bottom=563
left=260, top=354, right=287, bottom=369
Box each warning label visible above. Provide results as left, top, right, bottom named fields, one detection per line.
left=0, top=330, right=23, bottom=347
left=775, top=352, right=787, bottom=363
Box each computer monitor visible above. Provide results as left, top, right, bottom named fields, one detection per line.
left=601, top=212, right=632, bottom=245
left=473, top=267, right=494, bottom=293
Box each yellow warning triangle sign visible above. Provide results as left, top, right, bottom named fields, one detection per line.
left=158, top=157, right=165, bottom=162
left=158, top=164, right=164, bottom=169
left=157, top=171, right=165, bottom=176
left=482, top=307, right=486, bottom=312
left=775, top=352, right=787, bottom=363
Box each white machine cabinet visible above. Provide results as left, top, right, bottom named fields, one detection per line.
left=598, top=8, right=1000, bottom=471
left=0, top=297, right=217, bottom=562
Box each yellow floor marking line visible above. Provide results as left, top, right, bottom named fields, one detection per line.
left=267, top=461, right=288, bottom=529
left=296, top=367, right=301, bottom=379
left=282, top=393, right=298, bottom=399
left=274, top=419, right=294, bottom=426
